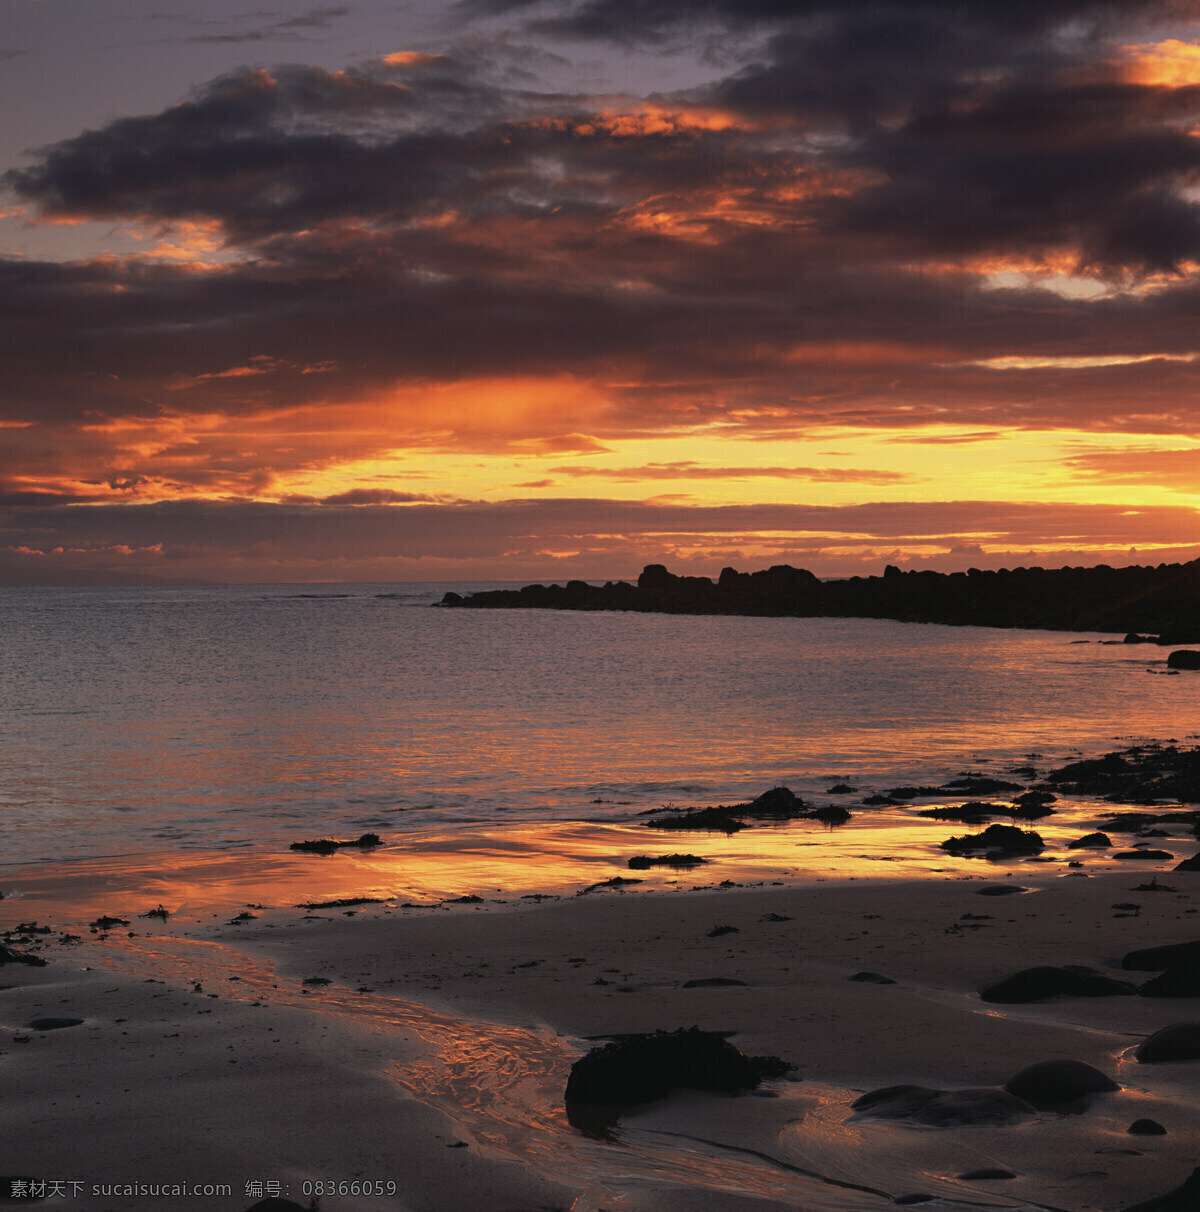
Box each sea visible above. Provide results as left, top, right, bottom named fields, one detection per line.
left=1, top=581, right=1196, bottom=910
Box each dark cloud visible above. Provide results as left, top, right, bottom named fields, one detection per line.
left=1, top=495, right=1196, bottom=584
left=184, top=5, right=352, bottom=43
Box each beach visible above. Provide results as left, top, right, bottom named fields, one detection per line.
left=5, top=851, right=1200, bottom=1211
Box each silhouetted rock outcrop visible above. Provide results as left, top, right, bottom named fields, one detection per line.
left=442, top=558, right=1200, bottom=636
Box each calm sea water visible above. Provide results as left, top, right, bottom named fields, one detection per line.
left=0, top=582, right=1194, bottom=867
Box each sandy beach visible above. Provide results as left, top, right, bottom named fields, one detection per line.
left=4, top=856, right=1200, bottom=1212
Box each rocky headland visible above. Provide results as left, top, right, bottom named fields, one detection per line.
left=441, top=558, right=1200, bottom=637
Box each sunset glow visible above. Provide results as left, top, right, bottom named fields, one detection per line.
left=4, top=1, right=1200, bottom=582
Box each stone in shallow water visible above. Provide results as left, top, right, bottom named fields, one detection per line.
left=24, top=1018, right=83, bottom=1031
left=1129, top=1119, right=1167, bottom=1135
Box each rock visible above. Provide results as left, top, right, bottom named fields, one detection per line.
left=0, top=946, right=47, bottom=968
left=1139, top=962, right=1200, bottom=998
left=975, top=884, right=1026, bottom=896
left=1174, top=851, right=1200, bottom=871
left=1135, top=1022, right=1200, bottom=1062
left=706, top=925, right=739, bottom=937
left=1123, top=940, right=1200, bottom=971
left=1115, top=850, right=1174, bottom=861
left=24, top=1018, right=83, bottom=1031
left=1166, top=650, right=1200, bottom=670
left=627, top=854, right=707, bottom=870
left=1121, top=1167, right=1200, bottom=1211
left=289, top=832, right=382, bottom=854
left=564, top=1027, right=785, bottom=1106
left=940, top=824, right=1044, bottom=856
left=1129, top=1119, right=1167, bottom=1135
left=848, top=971, right=896, bottom=984
left=1068, top=832, right=1112, bottom=849
left=811, top=804, right=852, bottom=825
left=682, top=977, right=747, bottom=987
left=850, top=1084, right=1034, bottom=1126
left=958, top=1169, right=1016, bottom=1180
left=980, top=966, right=1138, bottom=1003
left=746, top=786, right=805, bottom=816
left=1003, top=1059, right=1118, bottom=1108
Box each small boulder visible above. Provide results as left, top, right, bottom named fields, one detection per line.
left=975, top=884, right=1027, bottom=896
left=564, top=1027, right=783, bottom=1106
left=24, top=1018, right=83, bottom=1031
left=1166, top=650, right=1200, bottom=670
left=850, top=1084, right=1034, bottom=1126
left=1173, top=852, right=1200, bottom=871
left=1003, top=1059, right=1118, bottom=1108
left=1138, top=962, right=1200, bottom=998
left=1129, top=1119, right=1167, bottom=1135
left=848, top=971, right=896, bottom=984
left=1123, top=941, right=1200, bottom=971
left=1115, top=850, right=1174, bottom=861
left=1068, top=832, right=1112, bottom=849
left=980, top=966, right=1138, bottom=1003
left=941, top=824, right=1044, bottom=856
left=1135, top=1022, right=1200, bottom=1063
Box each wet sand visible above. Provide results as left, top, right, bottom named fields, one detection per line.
left=3, top=861, right=1200, bottom=1211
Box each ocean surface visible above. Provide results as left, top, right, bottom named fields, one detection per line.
left=1, top=581, right=1195, bottom=880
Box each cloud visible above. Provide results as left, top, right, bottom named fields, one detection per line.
left=550, top=461, right=914, bottom=482
left=6, top=5, right=1200, bottom=578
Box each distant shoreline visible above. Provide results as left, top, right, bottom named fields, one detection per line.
left=442, top=559, right=1200, bottom=639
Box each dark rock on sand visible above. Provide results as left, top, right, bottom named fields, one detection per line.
left=1166, top=650, right=1200, bottom=670
left=1139, top=962, right=1200, bottom=998
left=811, top=803, right=852, bottom=825
left=980, top=966, right=1138, bottom=1003
left=1002, top=1059, right=1118, bottom=1108
left=1123, top=940, right=1200, bottom=970
left=975, top=884, right=1026, bottom=896
left=1115, top=850, right=1174, bottom=861
left=1174, top=851, right=1200, bottom=871
left=1068, top=832, right=1112, bottom=849
left=682, top=976, right=747, bottom=987
left=958, top=1169, right=1016, bottom=1180
left=0, top=946, right=47, bottom=968
left=1129, top=1119, right=1168, bottom=1135
left=1121, top=1166, right=1200, bottom=1212
left=1136, top=1022, right=1200, bottom=1062
left=850, top=1084, right=1035, bottom=1126
left=564, top=1027, right=785, bottom=1106
left=706, top=925, right=739, bottom=937
left=941, top=824, right=1044, bottom=856
left=24, top=1018, right=83, bottom=1031
left=848, top=971, right=896, bottom=984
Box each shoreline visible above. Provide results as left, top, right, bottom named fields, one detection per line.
left=7, top=744, right=1200, bottom=1210
left=6, top=862, right=1200, bottom=1210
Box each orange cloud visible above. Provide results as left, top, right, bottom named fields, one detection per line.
left=1122, top=39, right=1200, bottom=86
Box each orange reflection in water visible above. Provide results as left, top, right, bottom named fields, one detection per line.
left=2, top=793, right=1172, bottom=933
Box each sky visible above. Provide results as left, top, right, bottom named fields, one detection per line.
left=4, top=0, right=1200, bottom=584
